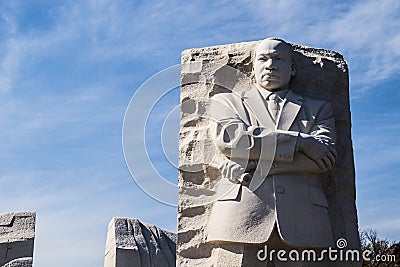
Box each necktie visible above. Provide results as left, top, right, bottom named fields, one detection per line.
left=267, top=93, right=279, bottom=122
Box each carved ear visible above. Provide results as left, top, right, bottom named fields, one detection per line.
left=250, top=62, right=255, bottom=82
left=291, top=62, right=296, bottom=77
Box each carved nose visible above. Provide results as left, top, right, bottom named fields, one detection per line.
left=265, top=59, right=277, bottom=69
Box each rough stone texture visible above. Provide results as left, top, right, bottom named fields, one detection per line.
left=104, top=217, right=176, bottom=267
left=0, top=212, right=35, bottom=267
left=178, top=40, right=360, bottom=266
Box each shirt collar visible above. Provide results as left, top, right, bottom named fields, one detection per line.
left=255, top=84, right=289, bottom=100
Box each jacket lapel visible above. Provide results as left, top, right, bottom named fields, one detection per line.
left=277, top=90, right=303, bottom=130
left=242, top=86, right=275, bottom=130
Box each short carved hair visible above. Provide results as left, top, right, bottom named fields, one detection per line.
left=250, top=37, right=293, bottom=82
left=252, top=37, right=293, bottom=61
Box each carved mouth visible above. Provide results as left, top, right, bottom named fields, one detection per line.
left=262, top=74, right=279, bottom=80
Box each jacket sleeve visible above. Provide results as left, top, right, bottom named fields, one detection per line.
left=270, top=100, right=337, bottom=174
left=210, top=93, right=299, bottom=163
left=210, top=94, right=336, bottom=173
left=304, top=100, right=336, bottom=146
left=210, top=93, right=254, bottom=160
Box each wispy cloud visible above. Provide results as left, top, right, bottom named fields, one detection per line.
left=324, top=1, right=400, bottom=92
left=244, top=0, right=400, bottom=95
left=0, top=10, right=20, bottom=92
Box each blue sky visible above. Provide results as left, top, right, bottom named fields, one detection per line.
left=0, top=0, right=398, bottom=266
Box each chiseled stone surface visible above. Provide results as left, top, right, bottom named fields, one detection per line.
left=0, top=212, right=35, bottom=267
left=178, top=40, right=360, bottom=266
left=104, top=217, right=176, bottom=267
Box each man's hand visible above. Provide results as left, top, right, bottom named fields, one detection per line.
left=298, top=135, right=337, bottom=172
left=219, top=159, right=252, bottom=186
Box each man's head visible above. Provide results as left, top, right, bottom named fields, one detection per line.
left=253, top=37, right=295, bottom=91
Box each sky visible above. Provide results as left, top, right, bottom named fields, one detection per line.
left=0, top=0, right=399, bottom=266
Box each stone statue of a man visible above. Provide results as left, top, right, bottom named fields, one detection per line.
left=207, top=38, right=337, bottom=266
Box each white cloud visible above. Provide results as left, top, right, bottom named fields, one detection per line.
left=0, top=38, right=22, bottom=92
left=244, top=0, right=400, bottom=94
left=324, top=1, right=400, bottom=87
left=360, top=209, right=400, bottom=241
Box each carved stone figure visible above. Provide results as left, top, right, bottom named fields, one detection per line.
left=178, top=38, right=360, bottom=267
left=205, top=38, right=336, bottom=265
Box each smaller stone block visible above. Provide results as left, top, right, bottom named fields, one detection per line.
left=104, top=217, right=176, bottom=267
left=0, top=212, right=35, bottom=267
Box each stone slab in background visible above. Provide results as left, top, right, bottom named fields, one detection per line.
left=178, top=40, right=360, bottom=266
left=0, top=212, right=35, bottom=267
left=104, top=217, right=176, bottom=267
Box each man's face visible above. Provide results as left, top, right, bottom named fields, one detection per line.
left=253, top=39, right=295, bottom=91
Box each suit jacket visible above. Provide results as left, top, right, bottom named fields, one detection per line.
left=206, top=85, right=336, bottom=248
